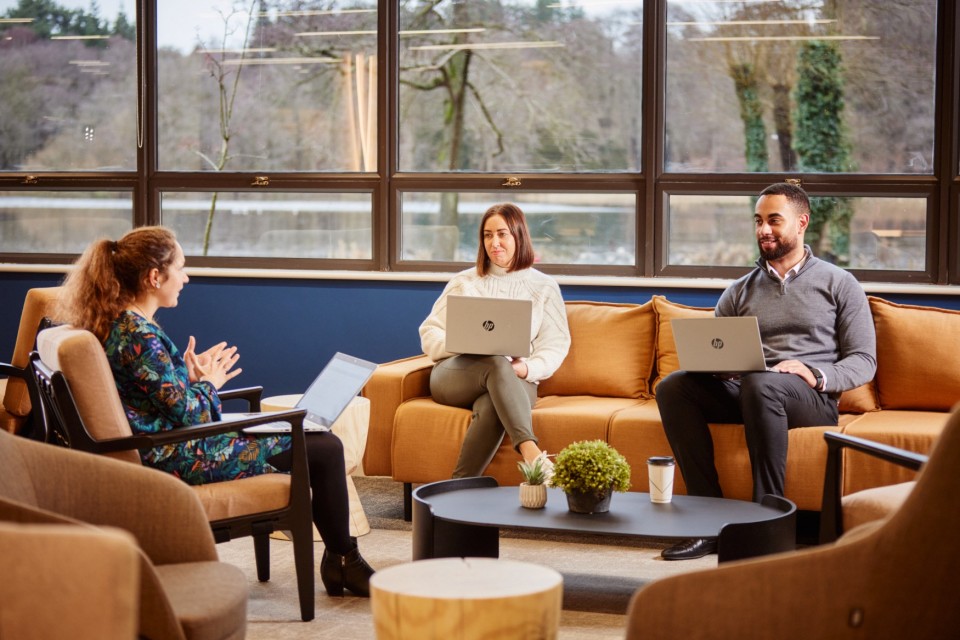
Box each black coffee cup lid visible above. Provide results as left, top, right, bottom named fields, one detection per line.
left=647, top=456, right=675, bottom=466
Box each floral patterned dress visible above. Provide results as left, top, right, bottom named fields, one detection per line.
left=104, top=311, right=290, bottom=484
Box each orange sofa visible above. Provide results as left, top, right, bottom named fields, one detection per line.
left=361, top=296, right=958, bottom=512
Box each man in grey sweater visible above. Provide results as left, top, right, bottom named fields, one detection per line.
left=657, top=182, right=877, bottom=560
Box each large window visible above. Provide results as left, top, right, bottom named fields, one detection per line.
left=401, top=191, right=636, bottom=264
left=1, top=0, right=958, bottom=284
left=157, top=1, right=378, bottom=172
left=667, top=194, right=927, bottom=270
left=398, top=0, right=643, bottom=173
left=0, top=0, right=137, bottom=171
left=664, top=0, right=938, bottom=174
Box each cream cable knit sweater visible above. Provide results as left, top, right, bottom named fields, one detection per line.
left=419, top=265, right=571, bottom=383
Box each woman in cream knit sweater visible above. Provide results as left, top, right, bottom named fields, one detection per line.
left=419, top=203, right=571, bottom=478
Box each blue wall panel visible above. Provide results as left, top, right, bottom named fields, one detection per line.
left=3, top=273, right=958, bottom=397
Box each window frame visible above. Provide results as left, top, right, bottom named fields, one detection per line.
left=0, top=0, right=955, bottom=286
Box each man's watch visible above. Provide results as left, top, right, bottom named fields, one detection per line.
left=809, top=367, right=824, bottom=391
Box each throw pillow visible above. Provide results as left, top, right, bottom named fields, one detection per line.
left=538, top=300, right=656, bottom=399
left=651, top=295, right=714, bottom=390
left=869, top=296, right=960, bottom=410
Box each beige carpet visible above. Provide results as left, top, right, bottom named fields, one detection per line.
left=216, top=477, right=718, bottom=639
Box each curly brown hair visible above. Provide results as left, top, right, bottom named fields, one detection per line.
left=54, top=226, right=179, bottom=342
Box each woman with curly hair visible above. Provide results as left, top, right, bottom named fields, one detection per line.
left=55, top=226, right=374, bottom=597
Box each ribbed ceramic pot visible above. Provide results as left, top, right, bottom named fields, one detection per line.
left=565, top=488, right=612, bottom=514
left=519, top=483, right=548, bottom=509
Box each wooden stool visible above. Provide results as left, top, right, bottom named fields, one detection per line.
left=371, top=558, right=562, bottom=639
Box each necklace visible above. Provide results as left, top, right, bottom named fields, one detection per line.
left=130, top=302, right=153, bottom=322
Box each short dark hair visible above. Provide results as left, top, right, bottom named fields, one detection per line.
left=476, top=203, right=536, bottom=275
left=759, top=182, right=811, bottom=216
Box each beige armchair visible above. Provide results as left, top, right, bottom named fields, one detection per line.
left=626, top=404, right=960, bottom=639
left=0, top=286, right=60, bottom=437
left=32, top=323, right=316, bottom=622
left=0, top=428, right=248, bottom=640
left=0, top=522, right=140, bottom=640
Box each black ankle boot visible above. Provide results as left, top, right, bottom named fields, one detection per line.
left=320, top=542, right=375, bottom=597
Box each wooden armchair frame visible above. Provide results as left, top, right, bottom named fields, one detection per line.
left=30, top=347, right=316, bottom=622
left=818, top=430, right=927, bottom=543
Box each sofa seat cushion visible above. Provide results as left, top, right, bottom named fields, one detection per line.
left=538, top=301, right=656, bottom=399
left=842, top=481, right=914, bottom=533
left=155, top=561, right=248, bottom=640
left=391, top=395, right=641, bottom=486
left=191, top=473, right=291, bottom=522
left=839, top=410, right=945, bottom=495
left=870, top=297, right=960, bottom=411
left=482, top=395, right=643, bottom=484
left=609, top=400, right=844, bottom=510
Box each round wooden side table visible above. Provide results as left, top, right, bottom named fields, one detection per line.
left=370, top=557, right=562, bottom=639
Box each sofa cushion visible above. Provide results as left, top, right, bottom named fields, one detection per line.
left=651, top=296, right=714, bottom=390
left=842, top=481, right=914, bottom=533
left=869, top=297, right=960, bottom=410
left=538, top=301, right=656, bottom=399
left=839, top=409, right=943, bottom=495
left=838, top=382, right=880, bottom=414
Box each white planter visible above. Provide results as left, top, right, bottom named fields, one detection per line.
left=519, top=482, right=547, bottom=509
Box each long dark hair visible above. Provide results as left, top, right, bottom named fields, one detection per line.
left=55, top=226, right=178, bottom=342
left=475, top=203, right=535, bottom=276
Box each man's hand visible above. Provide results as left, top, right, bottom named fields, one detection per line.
left=770, top=359, right=817, bottom=388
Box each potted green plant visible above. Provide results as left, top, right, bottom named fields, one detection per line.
left=517, top=458, right=549, bottom=509
left=551, top=440, right=631, bottom=514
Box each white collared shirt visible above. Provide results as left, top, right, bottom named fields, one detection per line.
left=766, top=255, right=807, bottom=282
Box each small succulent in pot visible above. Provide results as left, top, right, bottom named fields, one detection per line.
left=517, top=457, right=549, bottom=486
left=517, top=458, right=549, bottom=509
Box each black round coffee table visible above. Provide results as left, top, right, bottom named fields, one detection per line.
left=412, top=477, right=796, bottom=563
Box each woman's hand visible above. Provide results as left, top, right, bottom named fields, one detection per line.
left=185, top=336, right=225, bottom=382
left=511, top=358, right=528, bottom=379
left=186, top=337, right=242, bottom=389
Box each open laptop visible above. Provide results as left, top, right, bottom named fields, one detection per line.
left=238, top=352, right=378, bottom=433
left=671, top=316, right=768, bottom=373
left=445, top=295, right=532, bottom=357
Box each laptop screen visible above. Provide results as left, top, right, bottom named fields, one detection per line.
left=297, top=353, right=377, bottom=427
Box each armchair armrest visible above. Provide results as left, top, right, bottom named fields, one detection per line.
left=219, top=385, right=264, bottom=411
left=361, top=354, right=434, bottom=477
left=819, top=431, right=928, bottom=543
left=1, top=361, right=46, bottom=441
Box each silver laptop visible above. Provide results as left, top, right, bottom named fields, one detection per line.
left=239, top=352, right=378, bottom=433
left=671, top=317, right=768, bottom=373
left=445, top=295, right=532, bottom=358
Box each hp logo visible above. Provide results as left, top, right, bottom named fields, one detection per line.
left=482, top=320, right=496, bottom=332
left=711, top=338, right=724, bottom=349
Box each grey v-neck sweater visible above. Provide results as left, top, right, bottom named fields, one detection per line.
left=716, top=247, right=877, bottom=396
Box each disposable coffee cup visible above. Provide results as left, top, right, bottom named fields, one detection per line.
left=647, top=456, right=675, bottom=503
